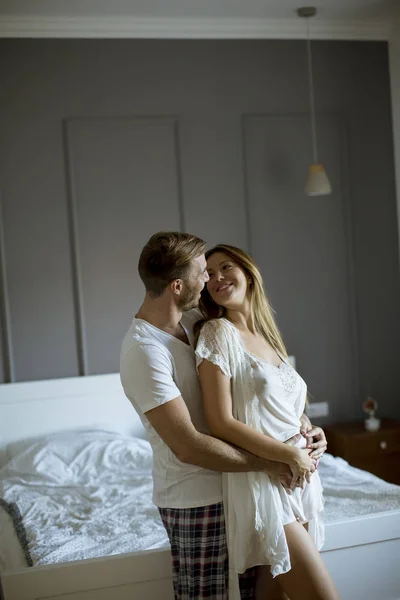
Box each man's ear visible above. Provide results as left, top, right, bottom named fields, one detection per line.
left=170, top=279, right=183, bottom=296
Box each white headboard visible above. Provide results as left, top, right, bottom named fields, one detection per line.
left=0, top=357, right=297, bottom=454
left=0, top=373, right=146, bottom=452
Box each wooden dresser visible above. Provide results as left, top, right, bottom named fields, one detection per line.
left=324, top=419, right=400, bottom=485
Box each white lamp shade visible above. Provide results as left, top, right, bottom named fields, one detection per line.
left=305, top=164, right=332, bottom=196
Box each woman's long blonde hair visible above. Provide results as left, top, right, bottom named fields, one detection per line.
left=197, top=244, right=288, bottom=357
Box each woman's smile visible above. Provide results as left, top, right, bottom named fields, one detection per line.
left=214, top=282, right=234, bottom=294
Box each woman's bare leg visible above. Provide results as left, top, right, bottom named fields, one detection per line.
left=274, top=521, right=340, bottom=600
left=255, top=566, right=282, bottom=600
left=255, top=566, right=290, bottom=600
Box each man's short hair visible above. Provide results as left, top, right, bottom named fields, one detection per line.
left=138, top=231, right=207, bottom=297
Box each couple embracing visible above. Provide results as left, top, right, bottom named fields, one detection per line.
left=120, top=232, right=339, bottom=600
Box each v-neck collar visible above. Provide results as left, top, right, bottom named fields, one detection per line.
left=134, top=318, right=193, bottom=348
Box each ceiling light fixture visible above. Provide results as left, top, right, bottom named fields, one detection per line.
left=298, top=6, right=332, bottom=196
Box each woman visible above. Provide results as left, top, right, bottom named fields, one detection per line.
left=195, top=245, right=340, bottom=600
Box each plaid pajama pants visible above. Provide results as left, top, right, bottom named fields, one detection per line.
left=159, top=502, right=256, bottom=600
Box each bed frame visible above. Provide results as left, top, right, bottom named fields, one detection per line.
left=1, top=373, right=399, bottom=600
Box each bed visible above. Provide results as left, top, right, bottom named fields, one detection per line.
left=0, top=373, right=399, bottom=600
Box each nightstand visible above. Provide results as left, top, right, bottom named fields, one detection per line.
left=324, top=419, right=400, bottom=486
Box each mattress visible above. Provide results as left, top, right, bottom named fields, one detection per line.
left=0, top=431, right=169, bottom=569
left=1, top=430, right=400, bottom=571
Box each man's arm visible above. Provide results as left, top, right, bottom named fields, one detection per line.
left=121, top=343, right=296, bottom=489
left=145, top=395, right=296, bottom=489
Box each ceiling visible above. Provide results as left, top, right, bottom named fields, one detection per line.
left=0, top=0, right=398, bottom=39
left=0, top=0, right=397, bottom=20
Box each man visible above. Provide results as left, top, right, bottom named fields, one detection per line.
left=120, top=231, right=327, bottom=600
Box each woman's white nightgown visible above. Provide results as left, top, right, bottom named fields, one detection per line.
left=196, top=318, right=324, bottom=592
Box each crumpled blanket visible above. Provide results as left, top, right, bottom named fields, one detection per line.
left=0, top=431, right=169, bottom=566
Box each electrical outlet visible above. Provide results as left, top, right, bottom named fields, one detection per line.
left=306, top=401, right=329, bottom=418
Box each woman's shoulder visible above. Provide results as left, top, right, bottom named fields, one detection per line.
left=199, top=317, right=231, bottom=333
left=198, top=318, right=237, bottom=342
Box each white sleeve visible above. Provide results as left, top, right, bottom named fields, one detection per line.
left=120, top=343, right=181, bottom=414
left=195, top=319, right=232, bottom=378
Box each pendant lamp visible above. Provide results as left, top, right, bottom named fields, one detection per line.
left=298, top=7, right=332, bottom=196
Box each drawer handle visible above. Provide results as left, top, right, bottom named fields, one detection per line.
left=380, top=441, right=387, bottom=450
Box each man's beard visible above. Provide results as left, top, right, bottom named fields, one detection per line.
left=178, top=287, right=200, bottom=311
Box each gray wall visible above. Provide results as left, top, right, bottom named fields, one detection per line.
left=0, top=39, right=399, bottom=423
left=389, top=17, right=400, bottom=267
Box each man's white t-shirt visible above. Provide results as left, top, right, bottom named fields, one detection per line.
left=120, top=309, right=223, bottom=509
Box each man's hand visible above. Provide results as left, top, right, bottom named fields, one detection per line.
left=265, top=461, right=299, bottom=494
left=300, top=413, right=312, bottom=435
left=304, top=426, right=327, bottom=460
left=300, top=413, right=328, bottom=460
left=300, top=413, right=327, bottom=460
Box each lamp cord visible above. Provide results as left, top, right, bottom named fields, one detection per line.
left=306, top=17, right=319, bottom=164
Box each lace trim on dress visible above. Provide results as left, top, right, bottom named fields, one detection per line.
left=247, top=351, right=297, bottom=401
left=195, top=347, right=232, bottom=378
left=277, top=363, right=297, bottom=400
left=195, top=320, right=232, bottom=378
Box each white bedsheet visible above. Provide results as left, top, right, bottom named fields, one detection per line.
left=318, top=453, right=400, bottom=520
left=1, top=431, right=400, bottom=571
left=0, top=431, right=169, bottom=568
left=0, top=504, right=27, bottom=571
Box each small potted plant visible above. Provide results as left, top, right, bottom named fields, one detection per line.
left=363, top=396, right=380, bottom=431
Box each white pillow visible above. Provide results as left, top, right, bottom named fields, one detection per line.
left=5, top=429, right=118, bottom=460
left=2, top=430, right=153, bottom=486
